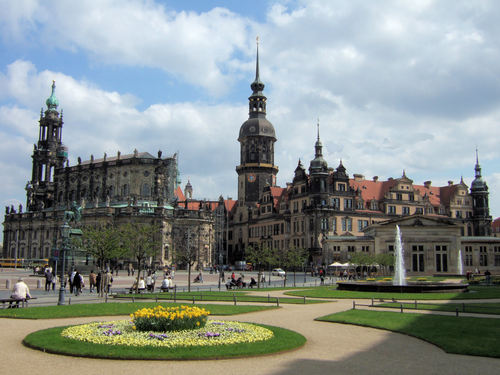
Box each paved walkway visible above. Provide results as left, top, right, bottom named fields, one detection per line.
left=1, top=291, right=500, bottom=375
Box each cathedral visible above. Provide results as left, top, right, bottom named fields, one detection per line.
left=2, top=82, right=217, bottom=270
left=3, top=43, right=500, bottom=275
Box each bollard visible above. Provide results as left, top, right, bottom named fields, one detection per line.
left=353, top=301, right=356, bottom=310
left=68, top=297, right=71, bottom=305
left=132, top=296, right=135, bottom=303
left=276, top=297, right=279, bottom=307
left=105, top=294, right=108, bottom=303
left=6, top=280, right=11, bottom=290
left=456, top=307, right=459, bottom=317
left=233, top=295, right=237, bottom=306
left=193, top=296, right=195, bottom=304
left=400, top=304, right=403, bottom=313
left=303, top=296, right=306, bottom=304
left=174, top=286, right=177, bottom=303
left=371, top=298, right=374, bottom=307
left=37, top=279, right=42, bottom=289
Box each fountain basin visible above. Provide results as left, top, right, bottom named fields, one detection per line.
left=336, top=281, right=469, bottom=293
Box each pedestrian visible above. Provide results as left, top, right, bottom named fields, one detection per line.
left=485, top=270, right=492, bottom=285
left=89, top=270, right=97, bottom=293
left=44, top=268, right=53, bottom=291
left=73, top=269, right=82, bottom=296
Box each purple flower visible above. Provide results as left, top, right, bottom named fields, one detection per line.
left=200, top=331, right=220, bottom=338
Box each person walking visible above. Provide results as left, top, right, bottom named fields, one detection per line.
left=89, top=270, right=97, bottom=293
left=44, top=268, right=53, bottom=291
left=73, top=269, right=82, bottom=296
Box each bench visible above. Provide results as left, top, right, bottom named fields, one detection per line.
left=0, top=297, right=37, bottom=309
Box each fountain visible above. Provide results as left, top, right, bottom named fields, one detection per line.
left=458, top=249, right=464, bottom=275
left=393, top=225, right=407, bottom=286
left=336, top=224, right=469, bottom=293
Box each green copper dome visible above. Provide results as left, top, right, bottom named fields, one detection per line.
left=46, top=81, right=59, bottom=111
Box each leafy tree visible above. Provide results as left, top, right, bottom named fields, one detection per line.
left=120, top=222, right=162, bottom=292
left=375, top=253, right=395, bottom=276
left=81, top=225, right=124, bottom=271
left=282, top=247, right=308, bottom=287
left=245, top=244, right=274, bottom=289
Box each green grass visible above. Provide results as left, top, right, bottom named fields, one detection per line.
left=23, top=323, right=306, bottom=360
left=115, top=291, right=326, bottom=304
left=316, top=309, right=500, bottom=358
left=286, top=285, right=500, bottom=300
left=378, top=302, right=500, bottom=315
left=0, top=302, right=276, bottom=319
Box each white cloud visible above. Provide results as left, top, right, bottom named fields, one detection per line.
left=1, top=0, right=500, bottom=232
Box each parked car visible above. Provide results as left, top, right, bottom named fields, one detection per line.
left=272, top=268, right=286, bottom=277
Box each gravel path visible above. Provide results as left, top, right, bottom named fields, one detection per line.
left=1, top=295, right=500, bottom=375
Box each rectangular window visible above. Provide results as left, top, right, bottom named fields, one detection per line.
left=344, top=199, right=353, bottom=209
left=435, top=245, right=448, bottom=272
left=402, top=207, right=410, bottom=215
left=338, top=183, right=346, bottom=191
left=331, top=198, right=340, bottom=209
left=479, top=246, right=488, bottom=266
left=388, top=205, right=396, bottom=214
left=361, top=246, right=370, bottom=252
left=415, top=207, right=423, bottom=214
left=388, top=245, right=394, bottom=252
left=412, top=245, right=425, bottom=272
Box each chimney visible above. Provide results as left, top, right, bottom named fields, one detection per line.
left=424, top=181, right=432, bottom=188
left=373, top=176, right=379, bottom=182
left=353, top=174, right=364, bottom=181
left=448, top=180, right=453, bottom=186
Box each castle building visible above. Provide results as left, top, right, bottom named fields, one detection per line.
left=3, top=83, right=215, bottom=270
left=226, top=44, right=499, bottom=275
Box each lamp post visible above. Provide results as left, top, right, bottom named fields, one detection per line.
left=58, top=221, right=70, bottom=305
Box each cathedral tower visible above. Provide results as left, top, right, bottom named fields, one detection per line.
left=26, top=81, right=68, bottom=211
left=236, top=38, right=278, bottom=205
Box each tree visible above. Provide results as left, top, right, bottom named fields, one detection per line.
left=282, top=247, right=308, bottom=287
left=173, top=227, right=198, bottom=292
left=245, top=244, right=274, bottom=289
left=375, top=253, right=395, bottom=276
left=121, top=222, right=162, bottom=293
left=81, top=225, right=124, bottom=271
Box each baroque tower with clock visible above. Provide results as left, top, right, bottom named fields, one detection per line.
left=236, top=39, right=278, bottom=206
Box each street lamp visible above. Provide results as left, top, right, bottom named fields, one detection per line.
left=58, top=221, right=70, bottom=305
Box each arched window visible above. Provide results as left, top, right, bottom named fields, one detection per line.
left=122, top=184, right=129, bottom=196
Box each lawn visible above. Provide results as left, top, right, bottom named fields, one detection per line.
left=115, top=291, right=326, bottom=304
left=0, top=302, right=276, bottom=319
left=286, top=285, right=500, bottom=300
left=377, top=302, right=500, bottom=315
left=316, top=309, right=500, bottom=358
left=23, top=323, right=306, bottom=360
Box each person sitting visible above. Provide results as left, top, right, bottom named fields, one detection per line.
left=160, top=276, right=171, bottom=292
left=226, top=277, right=237, bottom=290
left=137, top=277, right=146, bottom=293
left=249, top=277, right=257, bottom=288
left=129, top=280, right=138, bottom=294
left=236, top=277, right=246, bottom=288
left=9, top=278, right=31, bottom=308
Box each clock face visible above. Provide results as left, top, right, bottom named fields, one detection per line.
left=247, top=174, right=256, bottom=183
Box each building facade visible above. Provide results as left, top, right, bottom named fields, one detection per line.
left=226, top=46, right=499, bottom=275
left=3, top=83, right=215, bottom=270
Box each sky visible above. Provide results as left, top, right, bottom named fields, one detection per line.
left=2, top=0, right=500, bottom=242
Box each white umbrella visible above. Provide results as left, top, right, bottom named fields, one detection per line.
left=329, top=262, right=344, bottom=267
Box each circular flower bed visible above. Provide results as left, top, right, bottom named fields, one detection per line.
left=131, top=305, right=209, bottom=332
left=61, top=319, right=273, bottom=348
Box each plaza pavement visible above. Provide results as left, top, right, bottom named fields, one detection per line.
left=1, top=269, right=499, bottom=374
